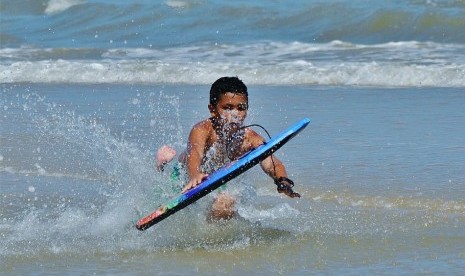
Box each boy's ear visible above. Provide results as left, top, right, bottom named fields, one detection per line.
left=208, top=104, right=215, bottom=115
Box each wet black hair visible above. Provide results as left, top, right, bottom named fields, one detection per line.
left=209, top=76, right=248, bottom=107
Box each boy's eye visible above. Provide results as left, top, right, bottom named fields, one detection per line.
left=221, top=104, right=247, bottom=111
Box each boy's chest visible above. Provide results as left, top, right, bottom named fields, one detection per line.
left=206, top=130, right=253, bottom=158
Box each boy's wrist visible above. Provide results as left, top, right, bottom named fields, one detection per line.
left=274, top=177, right=294, bottom=187
left=274, top=177, right=300, bottom=198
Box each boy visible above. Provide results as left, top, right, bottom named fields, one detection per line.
left=157, top=76, right=300, bottom=221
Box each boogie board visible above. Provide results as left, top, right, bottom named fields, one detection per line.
left=136, top=118, right=311, bottom=230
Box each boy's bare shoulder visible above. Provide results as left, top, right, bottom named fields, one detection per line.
left=244, top=128, right=266, bottom=148
left=191, top=118, right=213, bottom=133
left=189, top=118, right=214, bottom=144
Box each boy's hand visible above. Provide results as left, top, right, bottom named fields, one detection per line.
left=278, top=186, right=301, bottom=198
left=182, top=173, right=209, bottom=193
left=274, top=177, right=301, bottom=198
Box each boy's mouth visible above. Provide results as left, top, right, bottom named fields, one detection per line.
left=225, top=122, right=240, bottom=134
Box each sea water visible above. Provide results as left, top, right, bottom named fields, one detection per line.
left=1, top=0, right=465, bottom=274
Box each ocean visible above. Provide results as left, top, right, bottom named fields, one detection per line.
left=1, top=0, right=465, bottom=274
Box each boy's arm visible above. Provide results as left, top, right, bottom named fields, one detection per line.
left=261, top=155, right=301, bottom=198
left=249, top=130, right=301, bottom=198
left=181, top=122, right=209, bottom=193
left=260, top=155, right=287, bottom=180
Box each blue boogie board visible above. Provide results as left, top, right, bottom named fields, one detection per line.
left=136, top=118, right=310, bottom=230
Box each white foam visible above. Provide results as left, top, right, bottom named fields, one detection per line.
left=1, top=41, right=464, bottom=87
left=238, top=203, right=300, bottom=222
left=165, top=0, right=192, bottom=9
left=44, top=0, right=85, bottom=15
left=2, top=58, right=463, bottom=87
left=309, top=190, right=465, bottom=212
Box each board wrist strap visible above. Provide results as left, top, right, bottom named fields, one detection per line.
left=274, top=176, right=294, bottom=188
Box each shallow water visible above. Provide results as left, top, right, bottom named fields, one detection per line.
left=1, top=84, right=464, bottom=274
left=2, top=0, right=465, bottom=273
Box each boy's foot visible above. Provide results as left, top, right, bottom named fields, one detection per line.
left=156, top=145, right=176, bottom=171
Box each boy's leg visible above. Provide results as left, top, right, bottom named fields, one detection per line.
left=207, top=192, right=236, bottom=222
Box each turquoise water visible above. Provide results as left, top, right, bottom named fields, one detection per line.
left=1, top=0, right=465, bottom=274
left=1, top=0, right=465, bottom=86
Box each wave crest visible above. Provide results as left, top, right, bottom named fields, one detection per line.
left=44, top=0, right=85, bottom=15
left=1, top=41, right=464, bottom=87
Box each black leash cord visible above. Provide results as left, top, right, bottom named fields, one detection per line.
left=237, top=123, right=277, bottom=176
left=228, top=123, right=300, bottom=197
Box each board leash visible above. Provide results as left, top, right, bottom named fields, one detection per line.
left=227, top=123, right=299, bottom=197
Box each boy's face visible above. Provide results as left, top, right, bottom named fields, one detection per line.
left=209, top=92, right=248, bottom=126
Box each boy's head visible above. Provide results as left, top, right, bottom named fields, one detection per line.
left=208, top=77, right=249, bottom=127
left=209, top=77, right=248, bottom=107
